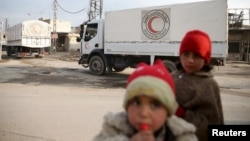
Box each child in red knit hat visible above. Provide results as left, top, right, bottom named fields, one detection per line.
left=93, top=60, right=197, bottom=141
left=172, top=30, right=224, bottom=141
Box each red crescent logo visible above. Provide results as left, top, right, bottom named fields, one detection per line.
left=142, top=9, right=170, bottom=40
left=147, top=16, right=160, bottom=34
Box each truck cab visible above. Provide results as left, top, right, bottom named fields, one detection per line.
left=78, top=20, right=108, bottom=75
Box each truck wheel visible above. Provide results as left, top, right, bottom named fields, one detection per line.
left=7, top=47, right=11, bottom=56
left=163, top=60, right=177, bottom=72
left=35, top=55, right=43, bottom=58
left=113, top=66, right=126, bottom=72
left=14, top=47, right=21, bottom=59
left=89, top=55, right=106, bottom=75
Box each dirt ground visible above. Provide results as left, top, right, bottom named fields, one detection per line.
left=1, top=51, right=249, bottom=96
left=0, top=51, right=129, bottom=88
left=0, top=51, right=250, bottom=141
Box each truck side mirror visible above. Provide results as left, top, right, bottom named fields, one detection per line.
left=79, top=24, right=84, bottom=39
left=76, top=37, right=81, bottom=42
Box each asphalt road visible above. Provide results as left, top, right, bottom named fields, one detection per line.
left=0, top=52, right=249, bottom=141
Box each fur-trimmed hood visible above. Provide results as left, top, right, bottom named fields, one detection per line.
left=171, top=70, right=224, bottom=141
left=92, top=112, right=198, bottom=141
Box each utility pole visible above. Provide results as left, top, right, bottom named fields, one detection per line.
left=0, top=21, right=4, bottom=61
left=51, top=0, right=58, bottom=53
left=88, top=0, right=103, bottom=20
left=5, top=19, right=8, bottom=32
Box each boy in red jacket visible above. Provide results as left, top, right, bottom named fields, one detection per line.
left=172, top=30, right=224, bottom=141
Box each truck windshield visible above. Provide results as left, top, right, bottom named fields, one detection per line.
left=84, top=23, right=98, bottom=42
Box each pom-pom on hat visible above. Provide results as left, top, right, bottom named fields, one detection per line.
left=123, top=60, right=178, bottom=116
left=179, top=30, right=211, bottom=64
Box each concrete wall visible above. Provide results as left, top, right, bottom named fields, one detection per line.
left=228, top=30, right=250, bottom=61
left=43, top=19, right=71, bottom=33
left=67, top=33, right=80, bottom=52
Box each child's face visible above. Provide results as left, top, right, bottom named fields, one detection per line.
left=180, top=51, right=205, bottom=73
left=127, top=95, right=168, bottom=132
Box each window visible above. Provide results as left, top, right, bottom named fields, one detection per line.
left=228, top=42, right=240, bottom=53
left=84, top=23, right=98, bottom=42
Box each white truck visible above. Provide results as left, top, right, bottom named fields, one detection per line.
left=78, top=0, right=228, bottom=75
left=6, top=20, right=51, bottom=58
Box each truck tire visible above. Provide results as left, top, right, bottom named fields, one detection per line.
left=14, top=47, right=21, bottom=59
left=7, top=47, right=12, bottom=56
left=113, top=66, right=126, bottom=72
left=89, top=55, right=106, bottom=75
left=163, top=60, right=177, bottom=72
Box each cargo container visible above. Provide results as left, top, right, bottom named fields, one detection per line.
left=6, top=20, right=51, bottom=58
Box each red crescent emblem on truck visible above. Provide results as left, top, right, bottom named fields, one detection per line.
left=30, top=23, right=42, bottom=35
left=85, top=43, right=89, bottom=49
left=141, top=9, right=170, bottom=40
left=147, top=16, right=160, bottom=34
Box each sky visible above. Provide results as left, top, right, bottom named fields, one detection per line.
left=0, top=0, right=249, bottom=28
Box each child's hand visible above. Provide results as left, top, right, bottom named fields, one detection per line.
left=130, top=123, right=155, bottom=141
left=175, top=106, right=185, bottom=117
left=130, top=131, right=155, bottom=141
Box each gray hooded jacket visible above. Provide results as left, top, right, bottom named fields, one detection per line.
left=93, top=112, right=198, bottom=141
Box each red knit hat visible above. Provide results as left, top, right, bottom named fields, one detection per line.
left=179, top=30, right=211, bottom=64
left=123, top=60, right=178, bottom=116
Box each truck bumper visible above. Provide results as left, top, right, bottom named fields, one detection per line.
left=78, top=54, right=89, bottom=67
left=16, top=51, right=48, bottom=58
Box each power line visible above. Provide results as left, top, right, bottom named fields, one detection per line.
left=57, top=1, right=88, bottom=14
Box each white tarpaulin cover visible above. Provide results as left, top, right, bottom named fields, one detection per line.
left=7, top=20, right=51, bottom=41
left=7, top=20, right=51, bottom=47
